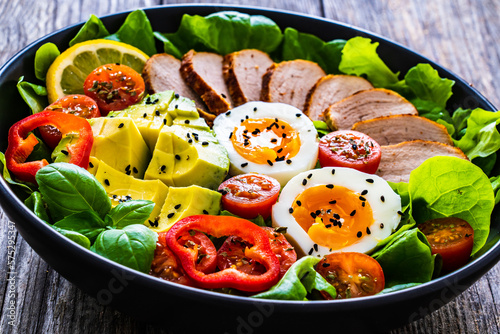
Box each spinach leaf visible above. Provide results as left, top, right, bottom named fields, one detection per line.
left=52, top=225, right=91, bottom=249
left=339, top=36, right=400, bottom=88
left=157, top=11, right=282, bottom=56
left=105, top=10, right=156, bottom=56
left=377, top=283, right=421, bottom=294
left=54, top=211, right=106, bottom=243
left=0, top=151, right=35, bottom=194
left=281, top=28, right=346, bottom=74
left=16, top=77, right=48, bottom=114
left=372, top=229, right=435, bottom=287
left=69, top=14, right=110, bottom=46
left=105, top=200, right=155, bottom=228
left=24, top=191, right=50, bottom=222
left=34, top=43, right=60, bottom=81
left=408, top=156, right=494, bottom=255
left=91, top=224, right=157, bottom=273
left=252, top=256, right=336, bottom=300
left=27, top=134, right=52, bottom=162
left=153, top=32, right=183, bottom=59
left=36, top=163, right=111, bottom=221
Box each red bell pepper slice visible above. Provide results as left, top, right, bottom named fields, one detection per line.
left=165, top=215, right=281, bottom=292
left=5, top=110, right=93, bottom=184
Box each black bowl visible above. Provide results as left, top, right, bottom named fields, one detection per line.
left=1, top=4, right=499, bottom=333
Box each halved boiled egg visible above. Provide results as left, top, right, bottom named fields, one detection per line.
left=272, top=167, right=402, bottom=257
left=213, top=101, right=318, bottom=186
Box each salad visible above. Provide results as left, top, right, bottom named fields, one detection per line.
left=1, top=9, right=499, bottom=301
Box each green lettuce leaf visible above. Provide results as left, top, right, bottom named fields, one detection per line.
left=69, top=14, right=110, bottom=46
left=156, top=11, right=283, bottom=56
left=252, top=256, right=336, bottom=300
left=34, top=43, right=60, bottom=81
left=281, top=28, right=345, bottom=74
left=405, top=63, right=454, bottom=110
left=408, top=156, right=494, bottom=255
left=490, top=175, right=500, bottom=205
left=16, top=77, right=48, bottom=114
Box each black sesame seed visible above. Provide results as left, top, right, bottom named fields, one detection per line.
left=308, top=248, right=314, bottom=255
left=229, top=132, right=233, bottom=139
left=174, top=105, right=178, bottom=109
left=380, top=223, right=385, bottom=229
left=175, top=155, right=181, bottom=160
left=202, top=141, right=209, bottom=146
left=174, top=93, right=179, bottom=99
left=277, top=148, right=283, bottom=153
left=362, top=202, right=366, bottom=207
left=295, top=113, right=301, bottom=117
left=307, top=173, right=313, bottom=179
left=126, top=170, right=131, bottom=175
left=89, top=162, right=94, bottom=168
left=289, top=207, right=294, bottom=214
left=174, top=204, right=181, bottom=210
left=149, top=220, right=155, bottom=227
left=241, top=119, right=244, bottom=123
left=331, top=169, right=335, bottom=175
left=325, top=224, right=332, bottom=228
left=188, top=139, right=193, bottom=144
left=203, top=210, right=209, bottom=215
left=302, top=179, right=307, bottom=186
left=241, top=162, right=248, bottom=168
left=330, top=200, right=337, bottom=205
left=267, top=160, right=273, bottom=166
left=326, top=184, right=334, bottom=189
left=246, top=115, right=249, bottom=119
left=366, top=227, right=371, bottom=235
left=286, top=159, right=292, bottom=164
left=381, top=196, right=385, bottom=202
left=361, top=190, right=368, bottom=195
left=271, top=138, right=278, bottom=143
left=253, top=107, right=257, bottom=111
left=167, top=213, right=175, bottom=219
left=333, top=213, right=340, bottom=219
left=118, top=123, right=124, bottom=128
left=155, top=110, right=160, bottom=116
left=125, top=164, right=131, bottom=171
left=161, top=165, right=166, bottom=172
left=282, top=133, right=286, bottom=138
left=187, top=133, right=191, bottom=138
left=366, top=179, right=374, bottom=183
left=163, top=119, right=167, bottom=125
left=185, top=120, right=190, bottom=124
left=104, top=179, right=110, bottom=186
left=315, top=210, right=321, bottom=216
left=296, top=200, right=302, bottom=206
left=112, top=194, right=117, bottom=199
left=221, top=93, right=226, bottom=98
left=226, top=111, right=231, bottom=116
left=313, top=244, right=318, bottom=252
left=322, top=262, right=330, bottom=267
left=310, top=212, right=317, bottom=219
left=357, top=231, right=362, bottom=238
left=350, top=210, right=356, bottom=216
left=359, top=196, right=366, bottom=201
left=133, top=167, right=138, bottom=174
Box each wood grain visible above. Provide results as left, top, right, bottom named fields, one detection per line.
left=0, top=0, right=499, bottom=333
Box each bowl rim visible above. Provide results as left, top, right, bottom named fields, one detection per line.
left=1, top=2, right=499, bottom=313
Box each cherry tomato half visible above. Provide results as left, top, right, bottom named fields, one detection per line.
left=218, top=174, right=281, bottom=220
left=318, top=130, right=381, bottom=174
left=38, top=94, right=100, bottom=149
left=418, top=217, right=474, bottom=272
left=316, top=252, right=385, bottom=299
left=217, top=227, right=297, bottom=279
left=83, top=63, right=145, bottom=115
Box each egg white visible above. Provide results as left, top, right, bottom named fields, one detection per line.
left=212, top=101, right=319, bottom=186
left=272, top=167, right=402, bottom=258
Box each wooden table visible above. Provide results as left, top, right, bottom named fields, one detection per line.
left=1, top=0, right=499, bottom=333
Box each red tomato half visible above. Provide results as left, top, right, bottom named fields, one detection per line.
left=216, top=227, right=297, bottom=279
left=318, top=130, right=381, bottom=174
left=83, top=63, right=145, bottom=115
left=418, top=217, right=474, bottom=272
left=218, top=174, right=280, bottom=219
left=38, top=94, right=100, bottom=149
left=316, top=252, right=385, bottom=299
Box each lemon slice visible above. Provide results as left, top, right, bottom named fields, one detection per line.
left=46, top=39, right=149, bottom=103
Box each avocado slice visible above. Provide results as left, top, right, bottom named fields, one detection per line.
left=89, top=117, right=151, bottom=178
left=153, top=185, right=221, bottom=232
left=94, top=159, right=169, bottom=225
left=144, top=124, right=229, bottom=190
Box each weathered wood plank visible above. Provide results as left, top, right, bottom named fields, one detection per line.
left=0, top=0, right=499, bottom=333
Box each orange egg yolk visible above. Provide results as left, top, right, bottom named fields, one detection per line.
left=291, top=184, right=374, bottom=250
left=231, top=118, right=301, bottom=164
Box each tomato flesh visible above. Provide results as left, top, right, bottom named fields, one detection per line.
left=316, top=252, right=385, bottom=299
left=217, top=227, right=297, bottom=279
left=218, top=173, right=280, bottom=219
left=318, top=130, right=381, bottom=174
left=38, top=94, right=100, bottom=149
left=418, top=217, right=474, bottom=272
left=83, top=63, right=145, bottom=115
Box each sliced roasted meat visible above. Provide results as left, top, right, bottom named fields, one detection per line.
left=180, top=50, right=233, bottom=115
left=261, top=60, right=326, bottom=111
left=352, top=115, right=453, bottom=146
left=142, top=53, right=208, bottom=113
left=324, top=88, right=418, bottom=130
left=304, top=75, right=373, bottom=121
left=376, top=140, right=468, bottom=183
left=223, top=49, right=273, bottom=107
